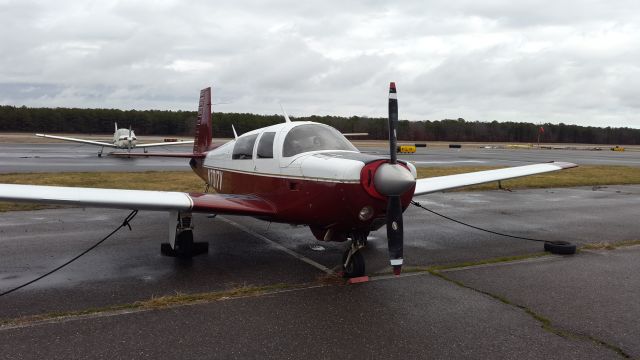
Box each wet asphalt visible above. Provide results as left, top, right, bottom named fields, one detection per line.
left=1, top=185, right=639, bottom=358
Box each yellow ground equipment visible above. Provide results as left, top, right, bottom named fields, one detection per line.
left=397, top=145, right=417, bottom=154
left=611, top=146, right=625, bottom=152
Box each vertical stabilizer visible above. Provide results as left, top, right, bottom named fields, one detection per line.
left=193, top=87, right=213, bottom=154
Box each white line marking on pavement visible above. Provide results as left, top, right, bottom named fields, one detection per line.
left=219, top=216, right=334, bottom=275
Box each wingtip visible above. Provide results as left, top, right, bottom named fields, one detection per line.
left=553, top=161, right=578, bottom=169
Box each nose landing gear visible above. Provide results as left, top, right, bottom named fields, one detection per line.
left=342, top=232, right=368, bottom=278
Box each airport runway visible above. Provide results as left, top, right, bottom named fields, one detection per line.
left=1, top=185, right=639, bottom=358
left=0, top=143, right=638, bottom=173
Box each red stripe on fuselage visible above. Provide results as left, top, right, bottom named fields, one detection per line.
left=192, top=164, right=414, bottom=232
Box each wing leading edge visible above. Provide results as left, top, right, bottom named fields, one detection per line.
left=35, top=134, right=116, bottom=147
left=413, top=161, right=577, bottom=196
left=0, top=184, right=276, bottom=216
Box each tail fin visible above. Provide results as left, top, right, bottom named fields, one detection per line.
left=193, top=87, right=213, bottom=154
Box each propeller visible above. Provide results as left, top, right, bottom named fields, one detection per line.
left=127, top=125, right=133, bottom=152
left=375, top=82, right=414, bottom=275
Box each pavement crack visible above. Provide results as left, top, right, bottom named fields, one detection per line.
left=428, top=269, right=632, bottom=359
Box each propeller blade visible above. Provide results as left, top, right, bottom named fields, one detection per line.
left=386, top=82, right=404, bottom=275
left=388, top=82, right=398, bottom=164
left=128, top=125, right=133, bottom=152
left=387, top=195, right=403, bottom=275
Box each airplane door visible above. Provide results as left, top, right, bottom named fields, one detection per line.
left=254, top=131, right=279, bottom=174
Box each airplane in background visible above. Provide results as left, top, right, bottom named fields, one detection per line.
left=1, top=84, right=576, bottom=277
left=36, top=123, right=193, bottom=157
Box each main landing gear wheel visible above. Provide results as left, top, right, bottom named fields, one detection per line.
left=342, top=250, right=365, bottom=278
left=544, top=241, right=577, bottom=255
left=161, top=230, right=208, bottom=258
left=161, top=212, right=208, bottom=258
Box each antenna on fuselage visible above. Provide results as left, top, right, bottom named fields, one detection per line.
left=279, top=103, right=291, bottom=123
left=231, top=124, right=238, bottom=140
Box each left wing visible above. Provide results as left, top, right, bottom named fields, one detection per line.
left=0, top=184, right=276, bottom=216
left=413, top=162, right=577, bottom=196
left=137, top=140, right=195, bottom=148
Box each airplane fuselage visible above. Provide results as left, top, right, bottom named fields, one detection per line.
left=113, top=128, right=137, bottom=149
left=190, top=121, right=417, bottom=242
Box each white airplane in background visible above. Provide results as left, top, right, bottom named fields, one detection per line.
left=2, top=84, right=577, bottom=277
left=36, top=122, right=193, bottom=157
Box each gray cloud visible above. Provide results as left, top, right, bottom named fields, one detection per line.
left=0, top=0, right=639, bottom=128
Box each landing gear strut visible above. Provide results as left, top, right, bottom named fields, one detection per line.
left=161, top=211, right=208, bottom=258
left=98, top=146, right=104, bottom=158
left=342, top=232, right=368, bottom=278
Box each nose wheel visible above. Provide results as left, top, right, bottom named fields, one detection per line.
left=342, top=232, right=368, bottom=278
left=342, top=249, right=365, bottom=278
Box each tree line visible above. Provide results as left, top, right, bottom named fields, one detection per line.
left=0, top=105, right=638, bottom=145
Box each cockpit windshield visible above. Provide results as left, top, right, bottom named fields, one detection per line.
left=282, top=124, right=358, bottom=157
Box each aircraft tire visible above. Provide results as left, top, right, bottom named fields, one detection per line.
left=174, top=230, right=194, bottom=258
left=544, top=241, right=577, bottom=255
left=342, top=250, right=365, bottom=278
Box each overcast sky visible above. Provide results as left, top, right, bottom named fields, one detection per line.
left=1, top=0, right=639, bottom=128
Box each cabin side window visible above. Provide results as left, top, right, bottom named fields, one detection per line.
left=256, top=132, right=276, bottom=159
left=232, top=133, right=259, bottom=160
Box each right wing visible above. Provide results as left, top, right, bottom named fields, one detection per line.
left=0, top=184, right=276, bottom=216
left=35, top=134, right=116, bottom=147
left=414, top=162, right=577, bottom=196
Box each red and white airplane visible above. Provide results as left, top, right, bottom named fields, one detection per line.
left=0, top=84, right=576, bottom=277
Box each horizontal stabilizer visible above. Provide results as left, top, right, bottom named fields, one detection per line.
left=137, top=140, right=195, bottom=148
left=109, top=152, right=207, bottom=158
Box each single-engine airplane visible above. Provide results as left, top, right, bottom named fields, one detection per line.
left=0, top=84, right=576, bottom=277
left=36, top=122, right=193, bottom=157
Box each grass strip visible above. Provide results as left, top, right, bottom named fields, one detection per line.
left=580, top=239, right=640, bottom=251
left=0, top=283, right=306, bottom=329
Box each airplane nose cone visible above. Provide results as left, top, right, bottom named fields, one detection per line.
left=373, top=163, right=416, bottom=196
